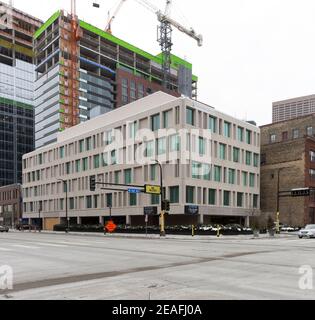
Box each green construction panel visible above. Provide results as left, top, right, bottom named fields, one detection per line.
left=34, top=10, right=61, bottom=39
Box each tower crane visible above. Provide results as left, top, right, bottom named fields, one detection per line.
left=94, top=0, right=203, bottom=89
left=105, top=0, right=127, bottom=34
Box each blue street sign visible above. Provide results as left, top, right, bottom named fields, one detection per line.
left=128, top=188, right=141, bottom=194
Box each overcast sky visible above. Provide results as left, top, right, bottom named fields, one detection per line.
left=7, top=0, right=315, bottom=125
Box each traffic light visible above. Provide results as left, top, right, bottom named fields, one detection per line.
left=291, top=188, right=310, bottom=197
left=162, top=200, right=170, bottom=212
left=90, top=176, right=96, bottom=192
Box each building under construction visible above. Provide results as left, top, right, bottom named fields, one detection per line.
left=34, top=10, right=198, bottom=148
left=0, top=1, right=42, bottom=186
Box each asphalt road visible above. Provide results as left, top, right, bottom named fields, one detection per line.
left=0, top=232, right=314, bottom=300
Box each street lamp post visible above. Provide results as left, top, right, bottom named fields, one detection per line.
left=276, top=168, right=285, bottom=234
left=57, top=179, right=69, bottom=233
left=154, top=160, right=165, bottom=237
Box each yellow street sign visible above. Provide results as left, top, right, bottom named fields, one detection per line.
left=145, top=185, right=161, bottom=195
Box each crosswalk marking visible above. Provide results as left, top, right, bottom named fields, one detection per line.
left=12, top=244, right=40, bottom=249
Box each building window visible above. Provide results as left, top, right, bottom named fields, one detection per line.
left=83, top=158, right=88, bottom=171
left=151, top=194, right=159, bottom=205
left=129, top=121, right=138, bottom=139
left=186, top=186, right=195, bottom=203
left=79, top=140, right=84, bottom=153
left=39, top=154, right=43, bottom=165
left=75, top=160, right=81, bottom=173
left=233, top=147, right=240, bottom=163
left=307, top=126, right=313, bottom=136
left=310, top=169, right=315, bottom=179
left=238, top=127, right=244, bottom=142
left=157, top=137, right=166, bottom=155
left=253, top=195, right=259, bottom=209
left=282, top=131, right=288, bottom=141
left=94, top=155, right=100, bottom=169
left=293, top=129, right=299, bottom=139
left=208, top=116, right=217, bottom=133
left=106, top=194, right=112, bottom=208
left=150, top=164, right=156, bottom=181
left=246, top=151, right=252, bottom=166
left=192, top=162, right=202, bottom=179
left=249, top=173, right=255, bottom=187
left=246, top=130, right=251, bottom=144
left=130, top=193, right=137, bottom=206
left=203, top=164, right=211, bottom=181
left=223, top=191, right=230, bottom=206
left=214, top=166, right=222, bottom=182
left=86, top=196, right=92, bottom=209
left=253, top=153, right=259, bottom=167
left=237, top=193, right=243, bottom=207
left=130, top=81, right=136, bottom=101
left=124, top=169, right=132, bottom=184
left=138, top=83, right=144, bottom=98
left=151, top=114, right=160, bottom=131
left=66, top=162, right=71, bottom=175
left=209, top=189, right=216, bottom=205
left=111, top=150, right=116, bottom=165
left=122, top=78, right=128, bottom=105
left=70, top=198, right=75, bottom=210
left=60, top=146, right=65, bottom=159
left=169, top=135, right=180, bottom=152
left=163, top=110, right=171, bottom=129
left=199, top=137, right=206, bottom=156
left=186, top=107, right=195, bottom=126
left=219, top=144, right=226, bottom=160
left=224, top=121, right=231, bottom=138
left=145, top=141, right=154, bottom=157
left=242, top=171, right=248, bottom=186
left=228, top=169, right=235, bottom=185
left=115, top=171, right=120, bottom=184
left=86, top=137, right=92, bottom=151
left=170, top=186, right=179, bottom=203
left=270, top=134, right=276, bottom=143
left=310, top=151, right=315, bottom=162
left=175, top=106, right=180, bottom=125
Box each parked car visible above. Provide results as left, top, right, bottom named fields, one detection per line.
left=0, top=225, right=9, bottom=233
left=298, top=224, right=315, bottom=239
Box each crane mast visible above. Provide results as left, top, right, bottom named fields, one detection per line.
left=97, top=0, right=203, bottom=89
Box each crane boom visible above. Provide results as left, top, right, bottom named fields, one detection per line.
left=106, top=0, right=127, bottom=33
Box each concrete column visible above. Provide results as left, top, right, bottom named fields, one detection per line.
left=245, top=216, right=250, bottom=228
left=77, top=217, right=82, bottom=225
left=199, top=214, right=204, bottom=225
left=126, top=215, right=131, bottom=226
left=99, top=216, right=105, bottom=225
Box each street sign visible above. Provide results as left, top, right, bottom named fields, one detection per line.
left=128, top=188, right=142, bottom=194
left=144, top=185, right=161, bottom=195
left=105, top=220, right=117, bottom=233
left=291, top=188, right=310, bottom=197
left=185, top=205, right=199, bottom=215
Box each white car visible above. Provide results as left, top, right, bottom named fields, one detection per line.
left=298, top=224, right=315, bottom=239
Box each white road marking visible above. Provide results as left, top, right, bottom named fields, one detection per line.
left=34, top=243, right=69, bottom=248
left=0, top=247, right=12, bottom=251
left=12, top=245, right=40, bottom=249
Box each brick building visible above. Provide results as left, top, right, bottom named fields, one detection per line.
left=260, top=114, right=315, bottom=226
left=0, top=184, right=22, bottom=227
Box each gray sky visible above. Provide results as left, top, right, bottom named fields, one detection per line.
left=8, top=0, right=315, bottom=125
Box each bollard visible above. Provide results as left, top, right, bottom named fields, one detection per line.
left=216, top=225, right=220, bottom=238
left=192, top=225, right=195, bottom=237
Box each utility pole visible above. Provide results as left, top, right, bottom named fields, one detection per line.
left=155, top=160, right=165, bottom=237
left=58, top=179, right=69, bottom=233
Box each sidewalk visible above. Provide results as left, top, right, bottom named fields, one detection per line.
left=9, top=229, right=299, bottom=241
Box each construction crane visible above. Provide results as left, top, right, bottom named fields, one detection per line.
left=105, top=0, right=127, bottom=34
left=95, top=0, right=203, bottom=89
